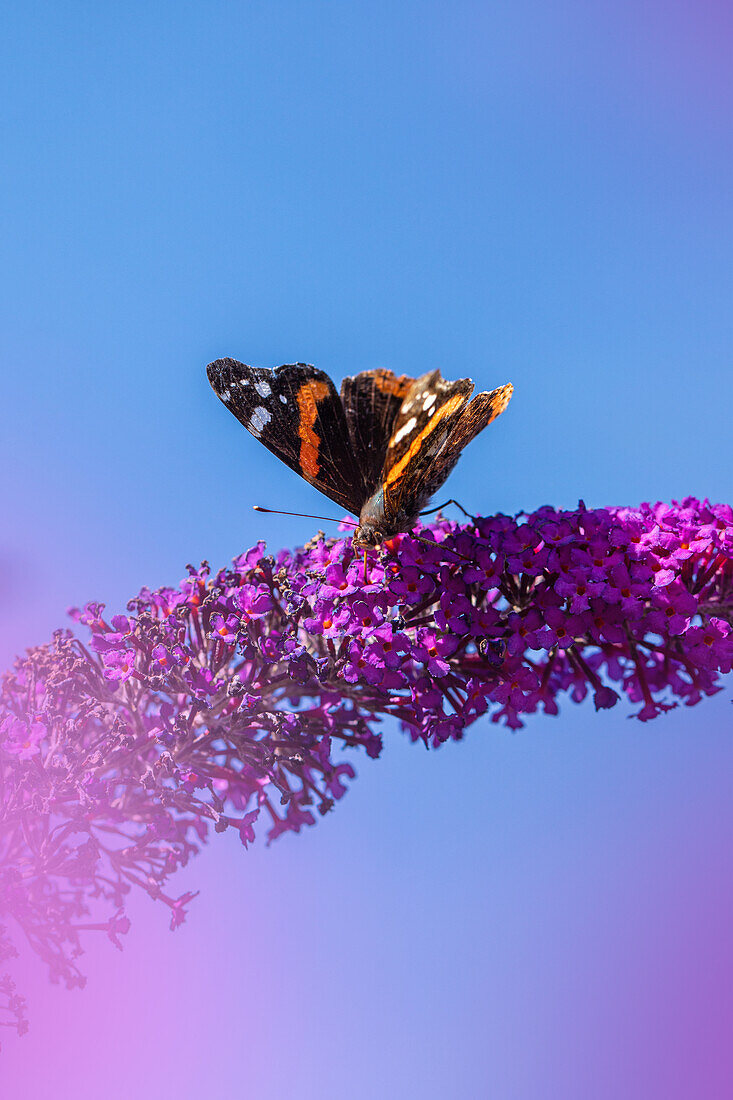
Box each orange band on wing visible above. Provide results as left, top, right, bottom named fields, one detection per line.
left=487, top=383, right=513, bottom=421
left=297, top=380, right=331, bottom=478
left=385, top=393, right=466, bottom=488
left=373, top=370, right=412, bottom=397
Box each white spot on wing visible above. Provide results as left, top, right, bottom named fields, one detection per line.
left=279, top=394, right=288, bottom=404
left=255, top=381, right=272, bottom=398
left=247, top=406, right=272, bottom=437
left=393, top=416, right=417, bottom=445
left=239, top=378, right=250, bottom=387
left=423, top=392, right=437, bottom=410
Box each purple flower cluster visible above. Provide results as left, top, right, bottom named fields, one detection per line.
left=1, top=498, right=732, bottom=1040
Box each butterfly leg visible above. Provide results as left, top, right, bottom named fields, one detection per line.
left=419, top=498, right=477, bottom=524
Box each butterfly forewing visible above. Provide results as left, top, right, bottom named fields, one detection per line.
left=410, top=383, right=514, bottom=507
left=207, top=358, right=365, bottom=515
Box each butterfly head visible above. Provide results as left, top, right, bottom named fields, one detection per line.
left=351, top=522, right=384, bottom=550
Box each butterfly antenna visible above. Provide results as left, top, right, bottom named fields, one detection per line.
left=253, top=506, right=358, bottom=527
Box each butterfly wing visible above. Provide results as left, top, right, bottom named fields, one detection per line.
left=381, top=371, right=513, bottom=519
left=410, top=383, right=514, bottom=505
left=207, top=358, right=366, bottom=515
left=340, top=369, right=413, bottom=496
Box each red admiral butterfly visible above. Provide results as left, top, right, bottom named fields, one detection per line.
left=206, top=359, right=513, bottom=548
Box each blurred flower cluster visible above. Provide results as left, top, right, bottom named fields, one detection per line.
left=2, top=497, right=732, bottom=1040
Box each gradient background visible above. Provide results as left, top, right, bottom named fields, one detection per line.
left=3, top=3, right=733, bottom=1098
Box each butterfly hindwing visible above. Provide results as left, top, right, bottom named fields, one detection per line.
left=207, top=358, right=365, bottom=515
left=340, top=369, right=413, bottom=496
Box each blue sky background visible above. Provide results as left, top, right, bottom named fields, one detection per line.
left=3, top=4, right=733, bottom=1098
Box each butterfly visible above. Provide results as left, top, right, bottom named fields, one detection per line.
left=206, top=359, right=513, bottom=549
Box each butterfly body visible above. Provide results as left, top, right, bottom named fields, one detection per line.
left=206, top=359, right=513, bottom=548
left=354, top=486, right=416, bottom=549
